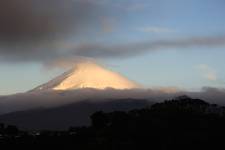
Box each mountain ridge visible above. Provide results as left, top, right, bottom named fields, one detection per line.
left=0, top=98, right=152, bottom=130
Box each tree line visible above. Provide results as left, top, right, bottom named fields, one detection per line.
left=1, top=95, right=225, bottom=149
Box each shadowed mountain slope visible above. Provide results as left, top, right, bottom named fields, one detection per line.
left=0, top=98, right=152, bottom=130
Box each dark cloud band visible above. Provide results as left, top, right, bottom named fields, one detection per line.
left=69, top=35, right=225, bottom=58
left=0, top=0, right=224, bottom=64
left=0, top=0, right=102, bottom=61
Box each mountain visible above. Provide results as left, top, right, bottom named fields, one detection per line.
left=0, top=98, right=152, bottom=130
left=32, top=62, right=139, bottom=92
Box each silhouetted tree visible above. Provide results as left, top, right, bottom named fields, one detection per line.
left=0, top=123, right=4, bottom=134
left=1, top=96, right=225, bottom=150
left=5, top=125, right=18, bottom=136
left=90, top=111, right=109, bottom=129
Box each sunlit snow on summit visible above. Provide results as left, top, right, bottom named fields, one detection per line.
left=33, top=61, right=139, bottom=92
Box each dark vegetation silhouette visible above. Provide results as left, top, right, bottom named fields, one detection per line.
left=0, top=98, right=151, bottom=130
left=1, top=95, right=225, bottom=149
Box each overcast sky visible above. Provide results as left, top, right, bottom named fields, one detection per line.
left=0, top=0, right=225, bottom=95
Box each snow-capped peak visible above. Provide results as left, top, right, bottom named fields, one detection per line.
left=32, top=62, right=139, bottom=92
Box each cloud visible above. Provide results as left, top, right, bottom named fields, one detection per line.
left=118, top=3, right=148, bottom=11
left=197, top=64, right=217, bottom=81
left=1, top=30, right=225, bottom=66
left=0, top=0, right=225, bottom=66
left=137, top=27, right=174, bottom=33
left=62, top=35, right=225, bottom=59
left=101, top=17, right=117, bottom=33
left=1, top=87, right=225, bottom=114
left=0, top=0, right=103, bottom=41
left=0, top=0, right=104, bottom=62
left=206, top=74, right=217, bottom=81
left=43, top=57, right=104, bottom=71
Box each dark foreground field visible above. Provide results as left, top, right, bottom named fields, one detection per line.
left=1, top=95, right=225, bottom=150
